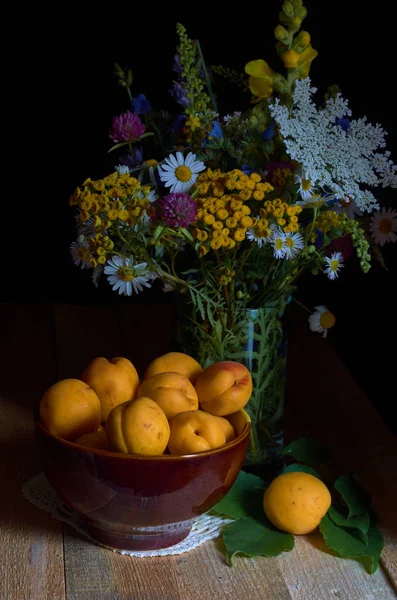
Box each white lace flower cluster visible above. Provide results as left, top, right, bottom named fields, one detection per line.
left=269, top=78, right=397, bottom=212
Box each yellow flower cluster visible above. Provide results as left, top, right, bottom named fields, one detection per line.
left=312, top=210, right=342, bottom=242
left=260, top=199, right=302, bottom=234
left=87, top=234, right=115, bottom=268
left=193, top=169, right=274, bottom=253
left=69, top=172, right=151, bottom=232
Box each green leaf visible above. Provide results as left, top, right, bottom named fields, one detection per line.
left=283, top=463, right=323, bottom=480
left=223, top=517, right=294, bottom=565
left=139, top=132, right=155, bottom=139
left=108, top=141, right=130, bottom=153
left=152, top=225, right=165, bottom=244
left=211, top=471, right=265, bottom=520
left=282, top=437, right=330, bottom=465
left=179, top=227, right=194, bottom=243
left=328, top=505, right=370, bottom=545
left=319, top=514, right=384, bottom=574
left=334, top=472, right=372, bottom=517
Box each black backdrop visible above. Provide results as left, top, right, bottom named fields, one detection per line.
left=1, top=1, right=396, bottom=427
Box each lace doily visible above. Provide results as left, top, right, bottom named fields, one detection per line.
left=22, top=473, right=232, bottom=557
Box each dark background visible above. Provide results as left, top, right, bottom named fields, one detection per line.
left=1, top=1, right=396, bottom=428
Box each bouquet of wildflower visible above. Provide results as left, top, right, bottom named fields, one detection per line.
left=69, top=0, right=397, bottom=464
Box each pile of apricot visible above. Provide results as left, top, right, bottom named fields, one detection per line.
left=39, top=352, right=252, bottom=456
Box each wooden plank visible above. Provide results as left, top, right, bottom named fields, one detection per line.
left=0, top=304, right=65, bottom=600
left=284, top=305, right=397, bottom=597
left=53, top=304, right=182, bottom=600
left=173, top=540, right=292, bottom=600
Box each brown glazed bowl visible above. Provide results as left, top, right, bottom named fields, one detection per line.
left=35, top=410, right=250, bottom=551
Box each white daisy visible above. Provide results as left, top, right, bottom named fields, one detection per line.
left=369, top=207, right=397, bottom=246
left=334, top=198, right=363, bottom=219
left=308, top=305, right=336, bottom=338
left=70, top=241, right=91, bottom=269
left=158, top=151, right=205, bottom=193
left=246, top=224, right=272, bottom=247
left=104, top=255, right=155, bottom=296
left=284, top=231, right=305, bottom=259
left=324, top=251, right=344, bottom=280
left=75, top=215, right=96, bottom=238
left=271, top=229, right=286, bottom=259
left=115, top=164, right=131, bottom=175
left=295, top=171, right=317, bottom=201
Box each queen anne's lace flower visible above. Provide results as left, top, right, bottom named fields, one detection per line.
left=270, top=78, right=397, bottom=212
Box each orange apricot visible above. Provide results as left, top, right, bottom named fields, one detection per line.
left=81, top=356, right=140, bottom=422
left=143, top=352, right=202, bottom=384
left=106, top=397, right=170, bottom=455
left=195, top=361, right=253, bottom=416
left=136, top=371, right=198, bottom=419
left=168, top=409, right=227, bottom=455
left=39, top=378, right=101, bottom=441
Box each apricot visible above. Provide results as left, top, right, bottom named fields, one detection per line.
left=168, top=409, right=227, bottom=455
left=136, top=371, right=199, bottom=419
left=81, top=356, right=140, bottom=422
left=263, top=472, right=332, bottom=534
left=39, top=378, right=101, bottom=441
left=74, top=427, right=110, bottom=451
left=143, top=351, right=203, bottom=384
left=195, top=361, right=253, bottom=416
left=211, top=415, right=236, bottom=443
left=106, top=397, right=170, bottom=455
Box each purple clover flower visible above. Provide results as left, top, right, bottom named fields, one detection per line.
left=153, top=193, right=197, bottom=228
left=109, top=111, right=146, bottom=143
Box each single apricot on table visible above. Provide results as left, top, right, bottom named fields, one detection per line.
left=106, top=397, right=170, bottom=455
left=136, top=371, right=199, bottom=419
left=263, top=471, right=332, bottom=535
left=195, top=361, right=253, bottom=416
left=143, top=352, right=203, bottom=385
left=39, top=378, right=101, bottom=441
left=81, top=356, right=140, bottom=422
left=168, top=409, right=227, bottom=455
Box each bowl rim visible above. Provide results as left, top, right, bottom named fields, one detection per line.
left=35, top=416, right=251, bottom=461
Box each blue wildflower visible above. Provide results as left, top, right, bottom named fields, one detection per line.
left=314, top=228, right=324, bottom=248
left=169, top=81, right=190, bottom=108
left=209, top=121, right=223, bottom=139
left=132, top=94, right=151, bottom=115
left=241, top=164, right=254, bottom=175
left=262, top=121, right=275, bottom=141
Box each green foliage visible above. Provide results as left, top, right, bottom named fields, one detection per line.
left=223, top=517, right=294, bottom=565
left=209, top=438, right=384, bottom=574
left=320, top=514, right=384, bottom=574
left=282, top=436, right=331, bottom=465
left=334, top=472, right=372, bottom=517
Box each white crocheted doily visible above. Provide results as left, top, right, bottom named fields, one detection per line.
left=22, top=473, right=232, bottom=557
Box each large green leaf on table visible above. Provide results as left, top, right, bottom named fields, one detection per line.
left=283, top=462, right=323, bottom=480
left=282, top=437, right=330, bottom=465
left=211, top=471, right=264, bottom=520
left=223, top=517, right=295, bottom=565
left=334, top=472, right=372, bottom=517
left=319, top=514, right=384, bottom=574
left=328, top=505, right=370, bottom=545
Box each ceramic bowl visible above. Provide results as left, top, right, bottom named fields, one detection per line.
left=35, top=411, right=250, bottom=551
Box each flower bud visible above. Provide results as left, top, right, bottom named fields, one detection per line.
left=275, top=25, right=290, bottom=43
left=282, top=1, right=294, bottom=17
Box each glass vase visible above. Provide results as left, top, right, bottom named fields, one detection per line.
left=175, top=299, right=289, bottom=481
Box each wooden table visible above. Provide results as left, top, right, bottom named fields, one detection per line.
left=1, top=303, right=396, bottom=600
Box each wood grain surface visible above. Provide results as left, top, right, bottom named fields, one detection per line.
left=0, top=303, right=396, bottom=600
